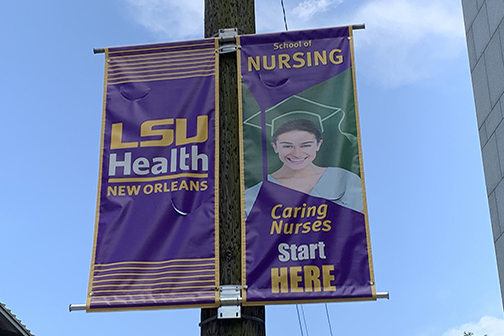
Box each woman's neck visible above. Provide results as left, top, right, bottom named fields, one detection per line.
left=270, top=165, right=327, bottom=194
left=273, top=164, right=324, bottom=179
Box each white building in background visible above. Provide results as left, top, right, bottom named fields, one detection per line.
left=462, top=0, right=504, bottom=308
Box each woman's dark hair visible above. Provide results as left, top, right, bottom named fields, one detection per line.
left=272, top=119, right=323, bottom=143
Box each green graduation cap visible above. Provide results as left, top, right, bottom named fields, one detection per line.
left=241, top=71, right=360, bottom=188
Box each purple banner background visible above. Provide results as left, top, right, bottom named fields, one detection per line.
left=97, top=75, right=216, bottom=263
left=245, top=182, right=372, bottom=303
left=239, top=26, right=351, bottom=111
left=87, top=39, right=219, bottom=311
left=240, top=27, right=375, bottom=305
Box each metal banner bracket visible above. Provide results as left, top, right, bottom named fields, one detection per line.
left=217, top=285, right=244, bottom=319
left=217, top=28, right=239, bottom=54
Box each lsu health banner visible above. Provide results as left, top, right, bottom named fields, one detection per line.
left=87, top=39, right=219, bottom=311
left=238, top=26, right=376, bottom=305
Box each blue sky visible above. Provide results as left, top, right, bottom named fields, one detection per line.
left=1, top=0, right=503, bottom=335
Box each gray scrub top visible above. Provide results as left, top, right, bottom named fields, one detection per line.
left=244, top=167, right=363, bottom=216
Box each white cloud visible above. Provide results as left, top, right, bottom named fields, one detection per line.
left=124, top=0, right=204, bottom=40
left=441, top=316, right=504, bottom=336
left=122, top=0, right=467, bottom=88
left=353, top=0, right=463, bottom=39
left=256, top=0, right=467, bottom=87
left=347, top=0, right=466, bottom=87
left=292, top=0, right=343, bottom=21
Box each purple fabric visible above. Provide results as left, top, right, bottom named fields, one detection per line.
left=240, top=27, right=374, bottom=304
left=245, top=181, right=372, bottom=303
left=239, top=26, right=351, bottom=111
left=88, top=39, right=218, bottom=311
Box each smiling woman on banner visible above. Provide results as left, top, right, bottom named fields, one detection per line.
left=245, top=119, right=363, bottom=216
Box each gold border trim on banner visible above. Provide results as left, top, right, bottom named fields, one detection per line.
left=236, top=35, right=249, bottom=304
left=213, top=37, right=221, bottom=306
left=86, top=47, right=110, bottom=311
left=239, top=26, right=377, bottom=306
left=86, top=39, right=221, bottom=312
left=349, top=26, right=377, bottom=301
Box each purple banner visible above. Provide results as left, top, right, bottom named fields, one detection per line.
left=239, top=27, right=376, bottom=305
left=87, top=39, right=219, bottom=311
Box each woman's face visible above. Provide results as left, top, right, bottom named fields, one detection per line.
left=271, top=130, right=322, bottom=171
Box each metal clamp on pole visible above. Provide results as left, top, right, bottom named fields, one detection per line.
left=377, top=292, right=390, bottom=299
left=68, top=304, right=86, bottom=312
left=217, top=285, right=244, bottom=319
left=217, top=28, right=239, bottom=54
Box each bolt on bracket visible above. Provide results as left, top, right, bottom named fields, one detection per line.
left=217, top=28, right=239, bottom=54
left=217, top=285, right=243, bottom=319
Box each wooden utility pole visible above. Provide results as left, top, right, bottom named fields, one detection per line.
left=201, top=0, right=265, bottom=335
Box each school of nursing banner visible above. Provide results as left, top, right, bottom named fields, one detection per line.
left=87, top=39, right=220, bottom=312
left=238, top=26, right=376, bottom=305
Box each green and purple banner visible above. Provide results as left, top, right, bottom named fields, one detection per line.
left=87, top=39, right=220, bottom=311
left=238, top=26, right=376, bottom=305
